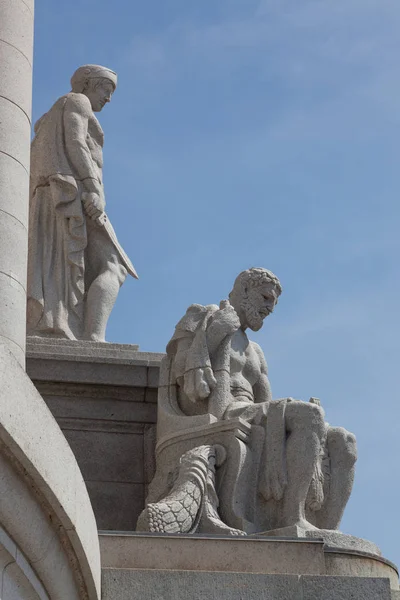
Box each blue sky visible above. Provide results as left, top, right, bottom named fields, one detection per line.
left=33, top=0, right=400, bottom=566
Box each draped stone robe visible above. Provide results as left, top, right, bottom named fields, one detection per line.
left=161, top=303, right=331, bottom=528
left=27, top=92, right=106, bottom=339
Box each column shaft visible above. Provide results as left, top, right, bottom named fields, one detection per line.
left=0, top=0, right=34, bottom=366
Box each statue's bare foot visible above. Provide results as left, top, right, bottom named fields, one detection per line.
left=294, top=518, right=319, bottom=532
left=84, top=334, right=107, bottom=343
left=199, top=511, right=246, bottom=536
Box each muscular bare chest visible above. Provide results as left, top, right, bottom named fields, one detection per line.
left=230, top=330, right=262, bottom=387
left=87, top=116, right=104, bottom=170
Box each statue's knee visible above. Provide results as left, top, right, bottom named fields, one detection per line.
left=327, top=427, right=357, bottom=465
left=118, top=264, right=127, bottom=285
left=108, top=262, right=127, bottom=286
left=308, top=404, right=326, bottom=438
left=288, top=401, right=326, bottom=439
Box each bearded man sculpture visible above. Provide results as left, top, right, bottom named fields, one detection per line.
left=138, top=268, right=357, bottom=537
left=27, top=64, right=137, bottom=342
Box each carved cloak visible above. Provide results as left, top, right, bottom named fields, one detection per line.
left=27, top=95, right=91, bottom=339
left=166, top=303, right=290, bottom=502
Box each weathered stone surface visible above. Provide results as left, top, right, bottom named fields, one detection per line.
left=102, top=569, right=301, bottom=600
left=0, top=209, right=28, bottom=291
left=143, top=425, right=157, bottom=485
left=46, top=393, right=149, bottom=420
left=148, top=366, right=160, bottom=388
left=0, top=4, right=102, bottom=597
left=63, top=429, right=144, bottom=483
left=0, top=152, right=29, bottom=227
left=102, top=568, right=393, bottom=600
left=309, top=530, right=381, bottom=554
left=29, top=357, right=149, bottom=387
left=140, top=268, right=357, bottom=538
left=100, top=533, right=325, bottom=574
left=0, top=272, right=26, bottom=365
left=325, top=548, right=399, bottom=591
left=145, top=388, right=158, bottom=403
left=26, top=339, right=163, bottom=390
left=27, top=337, right=164, bottom=387
left=100, top=531, right=399, bottom=595
left=264, top=526, right=381, bottom=555
left=27, top=337, right=162, bottom=531
left=88, top=482, right=144, bottom=531
left=0, top=344, right=100, bottom=598
left=0, top=96, right=31, bottom=169
left=1, top=0, right=34, bottom=61
left=27, top=64, right=137, bottom=343
left=0, top=524, right=48, bottom=600
left=0, top=38, right=33, bottom=118
left=301, top=575, right=391, bottom=599
left=26, top=336, right=140, bottom=358
left=0, top=0, right=33, bottom=365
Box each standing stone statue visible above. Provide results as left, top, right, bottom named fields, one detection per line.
left=27, top=64, right=138, bottom=342
left=138, top=268, right=357, bottom=537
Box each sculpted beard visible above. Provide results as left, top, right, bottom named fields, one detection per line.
left=241, top=297, right=264, bottom=331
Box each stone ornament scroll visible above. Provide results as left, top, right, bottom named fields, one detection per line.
left=27, top=64, right=138, bottom=342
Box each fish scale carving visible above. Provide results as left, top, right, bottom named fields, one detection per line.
left=137, top=445, right=215, bottom=534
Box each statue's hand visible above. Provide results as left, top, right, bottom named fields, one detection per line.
left=82, top=192, right=105, bottom=220
left=184, top=367, right=217, bottom=403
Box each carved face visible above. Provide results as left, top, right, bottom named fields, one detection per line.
left=242, top=283, right=279, bottom=331
left=85, top=79, right=115, bottom=112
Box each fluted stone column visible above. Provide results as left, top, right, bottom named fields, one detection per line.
left=0, top=0, right=34, bottom=367
left=0, top=10, right=102, bottom=599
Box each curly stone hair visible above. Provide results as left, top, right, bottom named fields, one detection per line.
left=231, top=267, right=282, bottom=298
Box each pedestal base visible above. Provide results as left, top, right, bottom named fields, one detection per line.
left=100, top=532, right=399, bottom=599
left=102, top=569, right=392, bottom=600
left=26, top=336, right=164, bottom=531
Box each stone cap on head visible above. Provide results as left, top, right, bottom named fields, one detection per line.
left=71, top=64, right=117, bottom=93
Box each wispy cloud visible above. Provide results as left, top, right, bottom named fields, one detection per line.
left=122, top=0, right=400, bottom=154
left=125, top=0, right=400, bottom=82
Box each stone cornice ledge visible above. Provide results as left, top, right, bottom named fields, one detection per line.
left=0, top=344, right=100, bottom=599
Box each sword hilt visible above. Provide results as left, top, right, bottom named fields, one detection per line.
left=96, top=212, right=107, bottom=226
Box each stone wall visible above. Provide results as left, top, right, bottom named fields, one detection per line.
left=26, top=338, right=163, bottom=531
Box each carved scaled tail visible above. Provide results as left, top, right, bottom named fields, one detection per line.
left=136, top=444, right=245, bottom=536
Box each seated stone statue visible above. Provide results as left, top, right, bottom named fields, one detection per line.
left=137, top=268, right=357, bottom=536
left=27, top=64, right=138, bottom=342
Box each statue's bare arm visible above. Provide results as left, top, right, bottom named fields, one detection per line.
left=252, top=342, right=272, bottom=405
left=63, top=94, right=100, bottom=192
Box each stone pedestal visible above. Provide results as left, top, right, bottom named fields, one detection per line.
left=26, top=337, right=399, bottom=599
left=100, top=532, right=398, bottom=600
left=26, top=336, right=164, bottom=530
left=103, top=570, right=392, bottom=600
